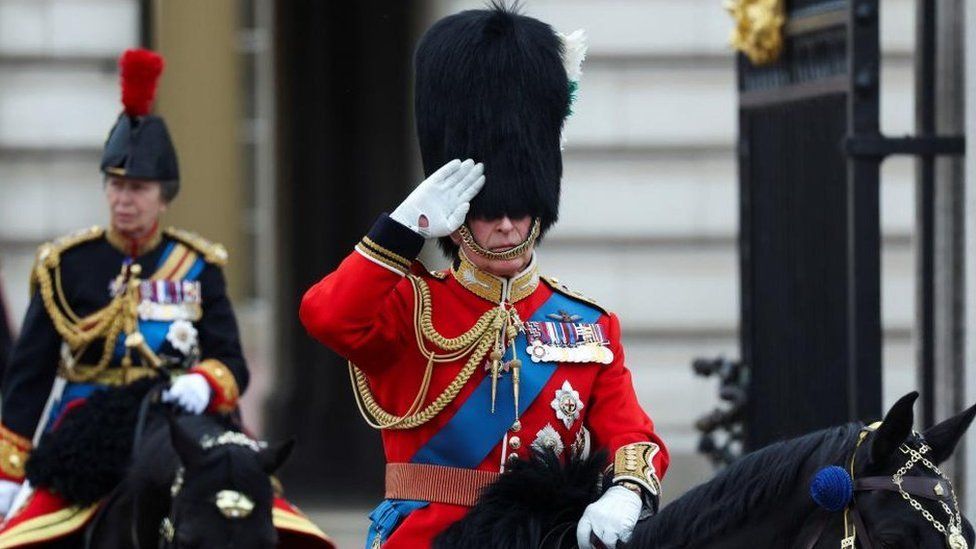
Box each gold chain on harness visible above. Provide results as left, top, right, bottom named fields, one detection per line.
left=349, top=275, right=522, bottom=430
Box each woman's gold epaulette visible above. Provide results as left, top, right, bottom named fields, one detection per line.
left=540, top=276, right=608, bottom=315
left=163, top=227, right=228, bottom=266
left=29, top=226, right=105, bottom=294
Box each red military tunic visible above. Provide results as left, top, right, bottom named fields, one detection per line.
left=300, top=215, right=668, bottom=548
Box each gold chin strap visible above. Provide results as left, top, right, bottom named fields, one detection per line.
left=457, top=218, right=541, bottom=261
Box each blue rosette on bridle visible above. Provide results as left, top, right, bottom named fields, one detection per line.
left=810, top=466, right=854, bottom=512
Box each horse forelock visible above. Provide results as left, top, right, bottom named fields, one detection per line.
left=631, top=423, right=862, bottom=547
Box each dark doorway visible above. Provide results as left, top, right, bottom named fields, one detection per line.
left=270, top=0, right=424, bottom=503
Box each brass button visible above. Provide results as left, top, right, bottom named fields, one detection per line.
left=509, top=436, right=521, bottom=449
left=507, top=452, right=520, bottom=463
left=510, top=420, right=522, bottom=432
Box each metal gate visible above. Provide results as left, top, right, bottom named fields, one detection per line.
left=737, top=0, right=882, bottom=448
left=735, top=0, right=965, bottom=450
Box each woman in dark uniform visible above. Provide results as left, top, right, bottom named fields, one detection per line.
left=0, top=49, right=248, bottom=517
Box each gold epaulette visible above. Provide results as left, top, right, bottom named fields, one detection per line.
left=163, top=227, right=228, bottom=266
left=540, top=276, right=608, bottom=314
left=29, top=226, right=105, bottom=295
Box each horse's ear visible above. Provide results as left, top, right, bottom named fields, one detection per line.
left=169, top=416, right=203, bottom=466
left=870, top=392, right=918, bottom=464
left=922, top=403, right=976, bottom=465
left=258, top=439, right=295, bottom=474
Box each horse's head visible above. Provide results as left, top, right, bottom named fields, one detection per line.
left=839, top=392, right=976, bottom=548
left=163, top=417, right=294, bottom=549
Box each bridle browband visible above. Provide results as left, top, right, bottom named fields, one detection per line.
left=803, top=424, right=968, bottom=549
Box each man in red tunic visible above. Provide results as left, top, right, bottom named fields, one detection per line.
left=300, top=6, right=668, bottom=548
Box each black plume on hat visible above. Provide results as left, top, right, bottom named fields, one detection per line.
left=415, top=3, right=569, bottom=241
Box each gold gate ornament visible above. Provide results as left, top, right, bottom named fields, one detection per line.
left=724, top=0, right=785, bottom=66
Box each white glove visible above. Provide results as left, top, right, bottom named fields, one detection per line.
left=0, top=480, right=21, bottom=517
left=162, top=373, right=212, bottom=414
left=576, top=485, right=643, bottom=549
left=390, top=158, right=485, bottom=238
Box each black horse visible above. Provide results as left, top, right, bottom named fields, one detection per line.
left=439, top=392, right=976, bottom=548
left=24, top=378, right=293, bottom=548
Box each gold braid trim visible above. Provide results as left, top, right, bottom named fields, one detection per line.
left=355, top=243, right=410, bottom=275
left=29, top=226, right=104, bottom=296
left=613, top=442, right=662, bottom=496
left=34, top=241, right=149, bottom=382
left=31, top=229, right=136, bottom=382
left=360, top=236, right=412, bottom=271
left=163, top=227, right=228, bottom=266
left=349, top=275, right=515, bottom=430
left=0, top=425, right=32, bottom=480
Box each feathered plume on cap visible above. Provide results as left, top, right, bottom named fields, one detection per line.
left=119, top=49, right=164, bottom=117
left=415, top=3, right=572, bottom=253
left=556, top=29, right=587, bottom=146
left=100, top=48, right=179, bottom=184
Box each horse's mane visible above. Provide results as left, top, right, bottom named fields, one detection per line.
left=631, top=423, right=862, bottom=547
left=26, top=377, right=237, bottom=506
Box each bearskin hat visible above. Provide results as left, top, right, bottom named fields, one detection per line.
left=100, top=49, right=180, bottom=189
left=415, top=3, right=571, bottom=251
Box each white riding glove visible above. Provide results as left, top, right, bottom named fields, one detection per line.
left=576, top=485, right=643, bottom=549
left=0, top=480, right=21, bottom=517
left=390, top=158, right=485, bottom=238
left=162, top=373, right=212, bottom=414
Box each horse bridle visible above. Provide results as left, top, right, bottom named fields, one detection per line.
left=804, top=424, right=968, bottom=549
left=158, top=432, right=261, bottom=548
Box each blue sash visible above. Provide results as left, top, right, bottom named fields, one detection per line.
left=365, top=290, right=602, bottom=547
left=111, top=245, right=206, bottom=360
left=411, top=291, right=601, bottom=467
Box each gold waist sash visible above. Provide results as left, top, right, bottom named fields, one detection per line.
left=58, top=363, right=185, bottom=386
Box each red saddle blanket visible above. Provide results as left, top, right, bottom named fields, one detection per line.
left=0, top=488, right=333, bottom=548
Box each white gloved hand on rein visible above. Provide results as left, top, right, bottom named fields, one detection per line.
left=390, top=158, right=485, bottom=238
left=576, top=485, right=643, bottom=548
left=0, top=479, right=21, bottom=518
left=162, top=373, right=212, bottom=415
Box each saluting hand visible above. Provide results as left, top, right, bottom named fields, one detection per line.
left=390, top=158, right=485, bottom=238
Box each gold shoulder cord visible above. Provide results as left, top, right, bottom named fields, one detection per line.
left=32, top=230, right=160, bottom=382
left=349, top=275, right=515, bottom=430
